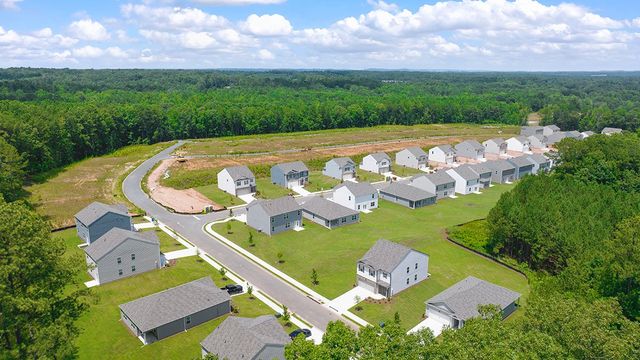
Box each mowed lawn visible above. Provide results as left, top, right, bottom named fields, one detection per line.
left=306, top=172, right=341, bottom=192
left=195, top=183, right=243, bottom=207
left=212, top=184, right=529, bottom=330
left=141, top=228, right=187, bottom=253
left=356, top=170, right=386, bottom=183
left=255, top=177, right=293, bottom=199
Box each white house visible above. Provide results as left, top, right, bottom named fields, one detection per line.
left=445, top=167, right=481, bottom=195
left=360, top=152, right=391, bottom=174
left=482, top=138, right=507, bottom=156
left=505, top=136, right=531, bottom=153
left=332, top=182, right=378, bottom=212
left=542, top=124, right=561, bottom=136
left=396, top=147, right=428, bottom=169
left=527, top=135, right=547, bottom=150
left=217, top=166, right=256, bottom=196
left=428, top=145, right=456, bottom=165
left=356, top=239, right=429, bottom=297
left=323, top=157, right=356, bottom=180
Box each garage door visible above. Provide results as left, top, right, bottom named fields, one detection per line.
left=357, top=279, right=375, bottom=293
left=427, top=308, right=452, bottom=327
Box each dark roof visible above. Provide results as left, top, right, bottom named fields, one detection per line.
left=119, top=277, right=230, bottom=332
left=75, top=201, right=129, bottom=226
left=273, top=161, right=308, bottom=173
left=403, top=146, right=428, bottom=158
left=412, top=171, right=455, bottom=186
left=247, top=196, right=300, bottom=217
left=328, top=157, right=355, bottom=167
left=368, top=152, right=391, bottom=162
left=222, top=165, right=255, bottom=181
left=359, top=239, right=425, bottom=273
left=333, top=181, right=377, bottom=197
left=485, top=160, right=516, bottom=172
left=380, top=182, right=436, bottom=202
left=508, top=156, right=535, bottom=168
left=84, top=228, right=158, bottom=261
left=201, top=316, right=291, bottom=359
left=301, top=196, right=358, bottom=220
left=447, top=166, right=480, bottom=181
left=455, top=140, right=484, bottom=152
left=426, top=276, right=520, bottom=321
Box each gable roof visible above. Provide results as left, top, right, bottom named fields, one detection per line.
left=119, top=277, right=230, bottom=332
left=510, top=136, right=529, bottom=144
left=483, top=138, right=505, bottom=146
left=564, top=130, right=582, bottom=139
left=581, top=131, right=595, bottom=137
left=84, top=228, right=159, bottom=261
left=485, top=160, right=516, bottom=172
left=526, top=154, right=550, bottom=165
left=380, top=182, right=435, bottom=202
left=432, top=144, right=455, bottom=154
left=222, top=165, right=255, bottom=181
left=412, top=171, right=455, bottom=186
left=328, top=157, right=355, bottom=168
left=426, top=276, right=520, bottom=321
left=403, top=146, right=428, bottom=158
left=358, top=239, right=425, bottom=273
left=75, top=201, right=129, bottom=226
left=455, top=140, right=484, bottom=152
left=544, top=124, right=560, bottom=131
left=448, top=166, right=480, bottom=181
left=273, top=161, right=308, bottom=174
left=545, top=132, right=567, bottom=144
left=368, top=152, right=391, bottom=162
left=247, top=196, right=300, bottom=217
left=468, top=163, right=492, bottom=176
left=301, top=196, right=358, bottom=220
left=601, top=127, right=622, bottom=134
left=201, top=316, right=290, bottom=359
left=508, top=156, right=535, bottom=168
left=333, top=181, right=377, bottom=197
left=521, top=126, right=543, bottom=133
left=528, top=134, right=546, bottom=142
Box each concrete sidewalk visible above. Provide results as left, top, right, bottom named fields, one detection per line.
left=292, top=185, right=312, bottom=196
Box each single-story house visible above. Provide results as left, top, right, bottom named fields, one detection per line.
left=542, top=124, right=561, bottom=136
left=580, top=131, right=595, bottom=139
left=357, top=239, right=429, bottom=297
left=428, top=145, right=456, bottom=165
left=301, top=196, right=359, bottom=229
left=84, top=228, right=161, bottom=285
left=200, top=315, right=291, bottom=360
left=454, top=140, right=485, bottom=161
left=217, top=165, right=256, bottom=196
left=601, top=127, right=623, bottom=135
left=507, top=156, right=535, bottom=179
left=425, top=276, right=520, bottom=330
left=360, top=152, right=391, bottom=174
left=544, top=132, right=567, bottom=147
left=75, top=202, right=133, bottom=244
left=246, top=196, right=302, bottom=236
left=379, top=182, right=436, bottom=209
left=409, top=172, right=456, bottom=199
left=396, top=147, right=429, bottom=169
left=482, top=138, right=507, bottom=156
left=485, top=160, right=516, bottom=184
left=270, top=161, right=309, bottom=189
left=446, top=166, right=481, bottom=195
left=527, top=134, right=547, bottom=150
left=505, top=136, right=531, bottom=153
left=468, top=163, right=492, bottom=188
left=120, top=277, right=230, bottom=345
left=525, top=154, right=551, bottom=174
left=323, top=157, right=356, bottom=180
left=520, top=126, right=543, bottom=136
left=332, top=182, right=378, bottom=212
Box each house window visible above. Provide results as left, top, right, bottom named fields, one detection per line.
left=284, top=214, right=289, bottom=220
left=382, top=272, right=388, bottom=279
left=236, top=181, right=241, bottom=186
left=371, top=194, right=374, bottom=199
left=358, top=264, right=364, bottom=272
left=406, top=267, right=410, bottom=273
left=117, top=257, right=121, bottom=264
left=406, top=278, right=409, bottom=285
left=352, top=215, right=357, bottom=221
left=118, top=269, right=123, bottom=276
left=271, top=226, right=274, bottom=232
left=131, top=265, right=136, bottom=272
left=414, top=274, right=418, bottom=281
left=348, top=196, right=352, bottom=200
left=244, top=180, right=248, bottom=185
left=357, top=205, right=361, bottom=210
left=341, top=217, right=346, bottom=223
left=271, top=217, right=274, bottom=223
left=186, top=316, right=191, bottom=325
left=131, top=253, right=135, bottom=261
left=371, top=202, right=375, bottom=207
left=369, top=269, right=375, bottom=276
left=285, top=222, right=290, bottom=228
left=298, top=211, right=301, bottom=216
left=415, top=263, right=418, bottom=269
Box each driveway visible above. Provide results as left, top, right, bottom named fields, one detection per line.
left=408, top=316, right=450, bottom=337
left=238, top=193, right=256, bottom=203
left=291, top=185, right=311, bottom=196
left=327, top=286, right=384, bottom=314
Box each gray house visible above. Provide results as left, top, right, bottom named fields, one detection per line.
left=323, top=157, right=356, bottom=180
left=545, top=132, right=567, bottom=147
left=527, top=134, right=547, bottom=149
left=84, top=228, right=161, bottom=285
left=379, top=182, right=436, bottom=209
left=520, top=126, right=543, bottom=136
left=454, top=140, right=485, bottom=161
left=217, top=165, right=256, bottom=196
left=120, top=277, right=230, bottom=344
left=409, top=172, right=456, bottom=199
left=425, top=276, right=520, bottom=330
left=356, top=239, right=429, bottom=297
left=201, top=315, right=291, bottom=360
left=525, top=154, right=551, bottom=174
left=360, top=152, right=391, bottom=174
left=542, top=124, right=561, bottom=136
left=301, top=196, right=359, bottom=229
left=507, top=156, right=535, bottom=179
left=601, top=127, right=623, bottom=135
left=482, top=138, right=507, bottom=156
left=485, top=160, right=516, bottom=184
left=565, top=130, right=582, bottom=139
left=467, top=163, right=492, bottom=188
left=270, top=161, right=309, bottom=189
left=396, top=147, right=428, bottom=169
left=246, top=196, right=302, bottom=236
left=75, top=202, right=133, bottom=244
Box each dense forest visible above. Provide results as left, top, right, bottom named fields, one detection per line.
left=1, top=69, right=639, bottom=176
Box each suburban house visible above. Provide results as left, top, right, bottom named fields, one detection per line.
left=454, top=140, right=485, bottom=161
left=409, top=172, right=456, bottom=199
left=396, top=147, right=429, bottom=169
left=301, top=196, right=359, bottom=229
left=565, top=130, right=582, bottom=139
left=485, top=160, right=517, bottom=184
left=527, top=134, right=547, bottom=150
left=217, top=165, right=256, bottom=196
left=468, top=163, right=492, bottom=189
left=270, top=161, right=309, bottom=189
left=545, top=132, right=567, bottom=147
left=482, top=138, right=507, bottom=156
left=601, top=127, right=623, bottom=135
left=428, top=145, right=456, bottom=165
left=120, top=277, right=230, bottom=345
left=75, top=201, right=133, bottom=244
left=446, top=167, right=481, bottom=195
left=505, top=136, right=531, bottom=153
left=507, top=156, right=535, bottom=179
left=581, top=131, right=595, bottom=139
left=360, top=152, right=391, bottom=174
left=520, top=126, right=543, bottom=136
left=200, top=316, right=290, bottom=360
left=356, top=239, right=429, bottom=297
left=323, top=157, right=356, bottom=180
left=332, top=182, right=378, bottom=212
left=379, top=182, right=436, bottom=209
left=525, top=154, right=552, bottom=174
left=246, top=196, right=302, bottom=236
left=84, top=228, right=161, bottom=285
left=542, top=124, right=561, bottom=136
left=425, top=276, right=520, bottom=331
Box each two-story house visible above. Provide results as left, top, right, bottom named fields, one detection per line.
left=542, top=124, right=561, bottom=136
left=323, top=157, right=356, bottom=180
left=217, top=165, right=256, bottom=196
left=525, top=154, right=551, bottom=174
left=409, top=172, right=456, bottom=200
left=246, top=196, right=302, bottom=236
left=270, top=161, right=309, bottom=189
left=454, top=140, right=485, bottom=162
left=482, top=138, right=507, bottom=156
left=468, top=163, right=492, bottom=188
left=505, top=136, right=531, bottom=153
left=485, top=160, right=517, bottom=184
left=74, top=202, right=133, bottom=244
left=507, top=156, right=535, bottom=179
left=331, top=182, right=378, bottom=212
left=428, top=145, right=456, bottom=165
left=520, top=126, right=543, bottom=136
left=396, top=147, right=429, bottom=169
left=446, top=166, right=481, bottom=195
left=359, top=152, right=391, bottom=174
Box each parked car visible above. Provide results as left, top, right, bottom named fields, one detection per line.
left=220, top=284, right=243, bottom=295
left=289, top=328, right=312, bottom=339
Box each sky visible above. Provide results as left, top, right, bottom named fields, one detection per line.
left=1, top=0, right=639, bottom=71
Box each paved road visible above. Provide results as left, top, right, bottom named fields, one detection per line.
left=122, top=141, right=355, bottom=331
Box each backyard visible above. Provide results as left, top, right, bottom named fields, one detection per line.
left=141, top=227, right=188, bottom=253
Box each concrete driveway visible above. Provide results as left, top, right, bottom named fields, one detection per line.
left=327, top=286, right=384, bottom=314
left=408, top=316, right=449, bottom=337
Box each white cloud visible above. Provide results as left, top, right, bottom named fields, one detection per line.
left=257, top=48, right=274, bottom=59
left=632, top=17, right=640, bottom=27
left=0, top=0, right=22, bottom=10
left=242, top=14, right=292, bottom=36
left=68, top=19, right=110, bottom=41
left=367, top=0, right=399, bottom=13
left=106, top=46, right=129, bottom=58
left=32, top=28, right=53, bottom=38
left=121, top=4, right=228, bottom=31
left=191, top=0, right=286, bottom=5
left=72, top=45, right=104, bottom=58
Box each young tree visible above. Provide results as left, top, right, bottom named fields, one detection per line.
left=281, top=305, right=290, bottom=325
left=226, top=222, right=232, bottom=234
left=219, top=267, right=227, bottom=280
left=277, top=252, right=284, bottom=263
left=354, top=295, right=362, bottom=311
left=311, top=268, right=319, bottom=285
left=248, top=232, right=254, bottom=247
left=247, top=285, right=254, bottom=299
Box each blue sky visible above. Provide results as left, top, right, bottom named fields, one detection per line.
left=1, top=0, right=639, bottom=70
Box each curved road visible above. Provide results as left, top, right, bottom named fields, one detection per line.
left=123, top=141, right=354, bottom=332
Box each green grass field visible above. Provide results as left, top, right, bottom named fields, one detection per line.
left=255, top=178, right=293, bottom=199
left=195, top=184, right=243, bottom=207
left=141, top=228, right=187, bottom=253
left=212, top=184, right=529, bottom=330
left=356, top=170, right=386, bottom=183
left=306, top=172, right=341, bottom=192
left=392, top=166, right=426, bottom=177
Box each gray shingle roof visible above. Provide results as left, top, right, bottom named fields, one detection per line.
left=273, top=161, right=308, bottom=173
left=380, top=182, right=436, bottom=202
left=404, top=146, right=428, bottom=158
left=564, top=130, right=581, bottom=139
left=247, top=196, right=300, bottom=217
left=448, top=166, right=480, bottom=181
left=545, top=132, right=567, bottom=144
left=84, top=228, right=158, bottom=261
left=369, top=152, right=391, bottom=162
left=426, top=276, right=520, bottom=321
left=521, top=126, right=543, bottom=133
left=485, top=160, right=516, bottom=172
left=74, top=201, right=129, bottom=226
left=455, top=140, right=484, bottom=152
left=508, top=156, right=535, bottom=168
left=601, top=127, right=622, bottom=134
left=412, top=171, right=455, bottom=186
left=483, top=138, right=505, bottom=146
left=201, top=316, right=291, bottom=360
left=333, top=181, right=377, bottom=197
left=513, top=135, right=529, bottom=143
left=301, top=196, right=358, bottom=220
left=433, top=144, right=455, bottom=154
left=526, top=154, right=550, bottom=165
left=119, top=277, right=230, bottom=332
left=223, top=165, right=255, bottom=181
left=359, top=239, right=425, bottom=273
left=545, top=124, right=560, bottom=131
left=328, top=157, right=355, bottom=167
left=468, top=163, right=492, bottom=176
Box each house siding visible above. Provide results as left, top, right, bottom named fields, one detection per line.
left=323, top=160, right=355, bottom=180
left=302, top=210, right=358, bottom=229
left=428, top=148, right=455, bottom=164
left=482, top=141, right=506, bottom=155
left=379, top=191, right=435, bottom=209
left=389, top=251, right=429, bottom=296
left=76, top=212, right=132, bottom=244
left=94, top=239, right=161, bottom=285
left=270, top=167, right=308, bottom=189
left=396, top=149, right=428, bottom=169
left=217, top=170, right=256, bottom=196
left=247, top=205, right=302, bottom=236
left=445, top=169, right=481, bottom=195
left=332, top=187, right=378, bottom=211
left=360, top=155, right=391, bottom=174
left=410, top=177, right=455, bottom=199
left=491, top=169, right=516, bottom=184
